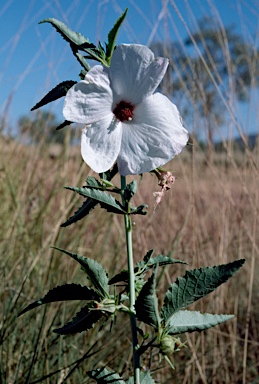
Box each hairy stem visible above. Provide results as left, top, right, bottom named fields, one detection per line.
left=121, top=175, right=140, bottom=384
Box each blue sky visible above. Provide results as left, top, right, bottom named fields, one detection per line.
left=1, top=0, right=259, bottom=139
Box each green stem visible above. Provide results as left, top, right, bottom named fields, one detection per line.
left=121, top=175, right=140, bottom=384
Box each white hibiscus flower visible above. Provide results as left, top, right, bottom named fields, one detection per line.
left=63, top=44, right=189, bottom=176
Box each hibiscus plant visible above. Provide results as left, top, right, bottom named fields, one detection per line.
left=18, top=9, right=245, bottom=384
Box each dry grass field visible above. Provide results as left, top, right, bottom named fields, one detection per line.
left=0, top=134, right=258, bottom=383
left=1, top=1, right=259, bottom=382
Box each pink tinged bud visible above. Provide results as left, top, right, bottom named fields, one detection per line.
left=153, top=170, right=176, bottom=210
left=153, top=191, right=164, bottom=210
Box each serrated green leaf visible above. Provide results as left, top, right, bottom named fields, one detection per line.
left=31, top=80, right=76, bottom=111
left=56, top=120, right=72, bottom=130
left=39, top=18, right=93, bottom=47
left=61, top=165, right=119, bottom=227
left=54, top=304, right=103, bottom=335
left=61, top=198, right=97, bottom=227
left=106, top=9, right=128, bottom=64
left=127, top=371, right=156, bottom=384
left=142, top=249, right=155, bottom=264
left=109, top=270, right=128, bottom=285
left=65, top=186, right=125, bottom=214
left=18, top=284, right=100, bottom=317
left=52, top=247, right=109, bottom=298
left=167, top=310, right=234, bottom=334
left=161, top=259, right=245, bottom=322
left=135, top=269, right=160, bottom=328
left=87, top=367, right=125, bottom=383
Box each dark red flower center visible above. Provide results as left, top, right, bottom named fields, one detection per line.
left=113, top=101, right=134, bottom=122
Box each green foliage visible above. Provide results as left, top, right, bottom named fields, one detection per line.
left=62, top=173, right=148, bottom=226
left=166, top=310, right=234, bottom=334
left=65, top=186, right=125, bottom=214
left=61, top=167, right=118, bottom=227
left=127, top=371, right=156, bottom=383
left=161, top=259, right=245, bottom=322
left=109, top=249, right=186, bottom=285
left=130, top=203, right=148, bottom=215
left=87, top=368, right=156, bottom=384
left=53, top=247, right=109, bottom=299
left=31, top=80, right=76, bottom=111
left=105, top=8, right=128, bottom=64
left=55, top=119, right=72, bottom=130
left=87, top=367, right=125, bottom=383
left=54, top=304, right=104, bottom=335
left=135, top=268, right=160, bottom=328
left=134, top=259, right=244, bottom=341
left=122, top=180, right=138, bottom=203
left=39, top=9, right=128, bottom=69
left=39, top=18, right=93, bottom=46
left=18, top=284, right=100, bottom=316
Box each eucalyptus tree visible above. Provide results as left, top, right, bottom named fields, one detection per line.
left=152, top=18, right=259, bottom=159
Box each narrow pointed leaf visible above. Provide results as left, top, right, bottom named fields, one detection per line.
left=31, top=80, right=76, bottom=111
left=137, top=254, right=187, bottom=270
left=109, top=270, right=128, bottom=285
left=18, top=284, right=100, bottom=316
left=135, top=269, right=160, bottom=328
left=65, top=186, right=125, bottom=214
left=56, top=120, right=72, bottom=130
left=61, top=198, right=97, bottom=227
left=87, top=367, right=125, bottom=383
left=54, top=305, right=103, bottom=335
left=142, top=249, right=155, bottom=264
left=61, top=166, right=118, bottom=227
left=52, top=247, right=109, bottom=298
left=39, top=18, right=93, bottom=48
left=167, top=310, right=234, bottom=334
left=106, top=8, right=128, bottom=62
left=161, top=259, right=245, bottom=321
left=127, top=371, right=156, bottom=384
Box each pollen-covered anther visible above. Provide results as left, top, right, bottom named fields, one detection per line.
left=113, top=100, right=134, bottom=122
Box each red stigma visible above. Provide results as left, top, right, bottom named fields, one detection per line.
left=113, top=101, right=134, bottom=122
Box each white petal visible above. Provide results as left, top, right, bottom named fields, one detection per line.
left=81, top=114, right=122, bottom=173
left=117, top=93, right=188, bottom=175
left=108, top=44, right=168, bottom=105
left=63, top=65, right=113, bottom=124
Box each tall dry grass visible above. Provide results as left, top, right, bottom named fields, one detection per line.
left=0, top=134, right=258, bottom=383
left=1, top=1, right=259, bottom=383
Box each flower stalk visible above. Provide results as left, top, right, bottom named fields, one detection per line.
left=121, top=175, right=140, bottom=384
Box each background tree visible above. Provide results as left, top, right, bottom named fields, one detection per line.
left=151, top=18, right=259, bottom=160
